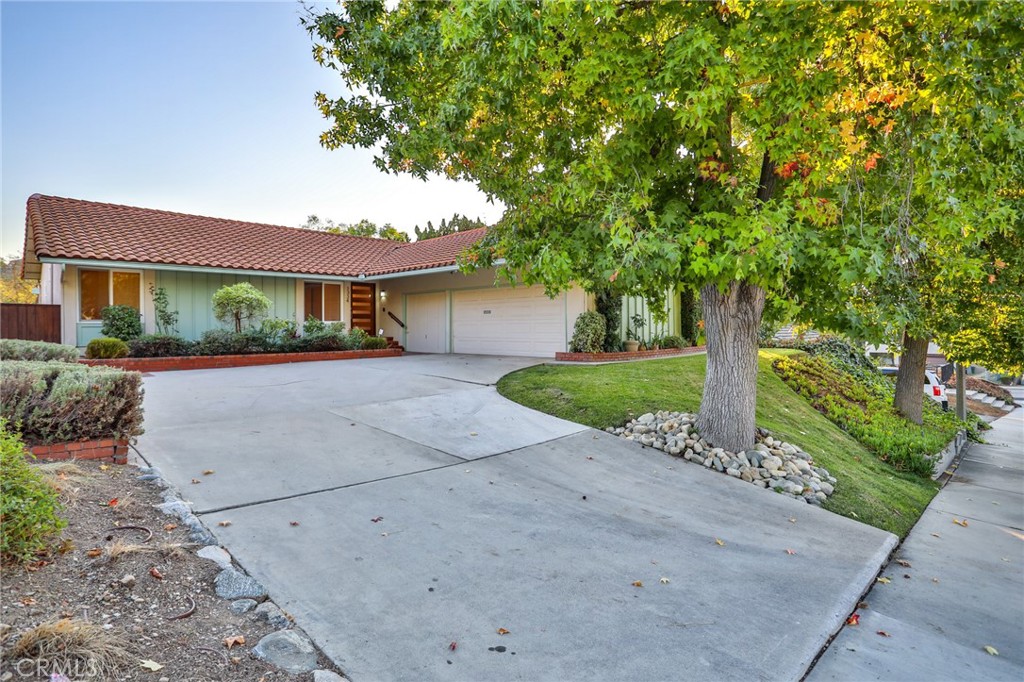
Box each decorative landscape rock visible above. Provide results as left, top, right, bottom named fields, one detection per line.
left=610, top=411, right=838, bottom=505
left=252, top=629, right=318, bottom=673
left=214, top=567, right=268, bottom=601
left=196, top=545, right=232, bottom=570
left=231, top=599, right=258, bottom=614
left=254, top=601, right=291, bottom=629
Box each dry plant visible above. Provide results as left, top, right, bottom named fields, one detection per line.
left=100, top=537, right=192, bottom=563
left=4, top=618, right=134, bottom=679
left=35, top=461, right=94, bottom=502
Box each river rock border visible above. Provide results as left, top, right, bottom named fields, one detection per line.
left=608, top=411, right=837, bottom=505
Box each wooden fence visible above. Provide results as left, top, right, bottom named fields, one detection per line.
left=1, top=303, right=61, bottom=343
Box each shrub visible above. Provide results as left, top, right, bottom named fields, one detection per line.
left=0, top=361, right=144, bottom=445
left=772, top=354, right=962, bottom=476
left=347, top=327, right=370, bottom=349
left=570, top=311, right=606, bottom=353
left=0, top=420, right=66, bottom=563
left=361, top=336, right=389, bottom=350
left=212, top=282, right=272, bottom=332
left=660, top=335, right=685, bottom=349
left=303, top=315, right=327, bottom=335
left=0, top=339, right=78, bottom=363
left=100, top=305, right=142, bottom=341
left=193, top=329, right=257, bottom=356
left=149, top=284, right=179, bottom=334
left=259, top=318, right=299, bottom=344
left=128, top=334, right=195, bottom=358
left=85, top=337, right=129, bottom=359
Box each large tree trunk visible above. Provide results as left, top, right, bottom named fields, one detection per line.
left=894, top=331, right=930, bottom=425
left=695, top=281, right=766, bottom=452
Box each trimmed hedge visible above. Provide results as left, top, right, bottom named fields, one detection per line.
left=85, top=337, right=130, bottom=359
left=0, top=339, right=78, bottom=363
left=100, top=304, right=142, bottom=341
left=361, top=336, right=389, bottom=350
left=128, top=334, right=196, bottom=358
left=0, top=420, right=66, bottom=562
left=570, top=311, right=606, bottom=353
left=0, top=361, right=144, bottom=445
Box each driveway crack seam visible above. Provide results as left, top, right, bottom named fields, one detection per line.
left=192, top=429, right=592, bottom=515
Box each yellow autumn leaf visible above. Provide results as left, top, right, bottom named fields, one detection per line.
left=715, top=538, right=725, bottom=546
left=632, top=580, right=643, bottom=587
left=497, top=627, right=510, bottom=635
left=876, top=577, right=891, bottom=584
left=984, top=645, right=999, bottom=656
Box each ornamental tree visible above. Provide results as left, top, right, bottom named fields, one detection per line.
left=212, top=282, right=272, bottom=333
left=304, top=1, right=1000, bottom=450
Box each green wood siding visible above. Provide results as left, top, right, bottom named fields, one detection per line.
left=76, top=322, right=104, bottom=347
left=154, top=271, right=296, bottom=340
left=620, top=287, right=682, bottom=343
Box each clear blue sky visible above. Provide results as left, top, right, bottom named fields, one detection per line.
left=0, top=0, right=503, bottom=257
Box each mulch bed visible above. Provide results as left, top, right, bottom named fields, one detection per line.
left=0, top=460, right=343, bottom=681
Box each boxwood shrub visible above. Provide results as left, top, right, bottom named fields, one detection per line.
left=128, top=334, right=196, bottom=358
left=0, top=339, right=78, bottom=363
left=360, top=336, right=389, bottom=350
left=85, top=337, right=130, bottom=359
left=100, top=304, right=142, bottom=341
left=570, top=311, right=606, bottom=353
left=0, top=361, right=144, bottom=445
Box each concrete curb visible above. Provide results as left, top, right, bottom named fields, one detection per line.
left=931, top=429, right=969, bottom=480
left=800, top=530, right=899, bottom=678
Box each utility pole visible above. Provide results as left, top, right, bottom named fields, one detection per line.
left=956, top=363, right=967, bottom=421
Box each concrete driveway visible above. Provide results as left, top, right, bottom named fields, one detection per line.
left=137, top=354, right=897, bottom=681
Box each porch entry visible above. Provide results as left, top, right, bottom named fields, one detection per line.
left=350, top=283, right=376, bottom=333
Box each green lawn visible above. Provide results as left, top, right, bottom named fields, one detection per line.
left=497, top=349, right=938, bottom=538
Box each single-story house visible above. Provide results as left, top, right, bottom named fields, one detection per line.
left=21, top=194, right=684, bottom=356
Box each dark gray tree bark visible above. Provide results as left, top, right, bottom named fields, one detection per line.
left=695, top=281, right=766, bottom=452
left=894, top=331, right=930, bottom=425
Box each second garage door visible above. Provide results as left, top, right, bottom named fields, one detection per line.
left=452, top=286, right=567, bottom=357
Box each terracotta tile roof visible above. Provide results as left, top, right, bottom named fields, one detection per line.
left=372, top=227, right=488, bottom=275
left=23, top=194, right=486, bottom=279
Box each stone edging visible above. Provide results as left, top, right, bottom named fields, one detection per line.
left=555, top=345, right=706, bottom=362
left=28, top=438, right=129, bottom=465
left=80, top=348, right=402, bottom=373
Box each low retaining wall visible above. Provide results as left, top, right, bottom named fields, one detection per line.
left=28, top=438, right=129, bottom=465
left=932, top=429, right=969, bottom=480
left=80, top=348, right=403, bottom=373
left=555, top=345, right=706, bottom=363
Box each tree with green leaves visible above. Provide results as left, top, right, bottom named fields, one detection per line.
left=301, top=215, right=409, bottom=242
left=304, top=1, right=1016, bottom=450
left=413, top=213, right=487, bottom=241
left=212, top=282, right=272, bottom=333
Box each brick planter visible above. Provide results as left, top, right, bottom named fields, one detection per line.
left=554, top=345, right=706, bottom=363
left=80, top=348, right=403, bottom=373
left=28, top=438, right=129, bottom=465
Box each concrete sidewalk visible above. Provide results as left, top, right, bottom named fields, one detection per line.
left=808, top=409, right=1024, bottom=681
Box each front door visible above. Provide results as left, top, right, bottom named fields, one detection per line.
left=350, top=283, right=376, bottom=333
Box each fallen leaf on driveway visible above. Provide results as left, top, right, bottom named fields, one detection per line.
left=876, top=577, right=891, bottom=584
left=896, top=559, right=911, bottom=567
left=932, top=578, right=940, bottom=583
left=497, top=628, right=510, bottom=635
left=785, top=549, right=796, bottom=555
left=107, top=498, right=119, bottom=507
left=659, top=577, right=670, bottom=584
left=714, top=538, right=725, bottom=546
left=931, top=533, right=941, bottom=538
left=224, top=635, right=245, bottom=649
left=857, top=601, right=869, bottom=609
left=149, top=567, right=164, bottom=580
left=99, top=464, right=109, bottom=471
left=632, top=580, right=643, bottom=588
left=290, top=521, right=300, bottom=526
left=984, top=645, right=999, bottom=656
left=86, top=548, right=102, bottom=558
left=163, top=523, right=177, bottom=531
left=876, top=630, right=891, bottom=637
left=191, top=479, right=201, bottom=484
left=203, top=469, right=215, bottom=475
left=139, top=659, right=164, bottom=671
left=448, top=641, right=457, bottom=651
left=217, top=521, right=232, bottom=527
left=846, top=614, right=860, bottom=626
left=469, top=432, right=478, bottom=436
left=789, top=517, right=797, bottom=523
left=953, top=518, right=969, bottom=527
left=371, top=517, right=383, bottom=523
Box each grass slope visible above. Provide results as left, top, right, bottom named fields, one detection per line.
left=497, top=350, right=937, bottom=538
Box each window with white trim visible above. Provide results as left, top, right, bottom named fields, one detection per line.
left=304, top=282, right=342, bottom=322
left=79, top=269, right=141, bottom=321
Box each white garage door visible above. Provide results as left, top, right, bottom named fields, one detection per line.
left=452, top=286, right=567, bottom=357
left=405, top=291, right=447, bottom=353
